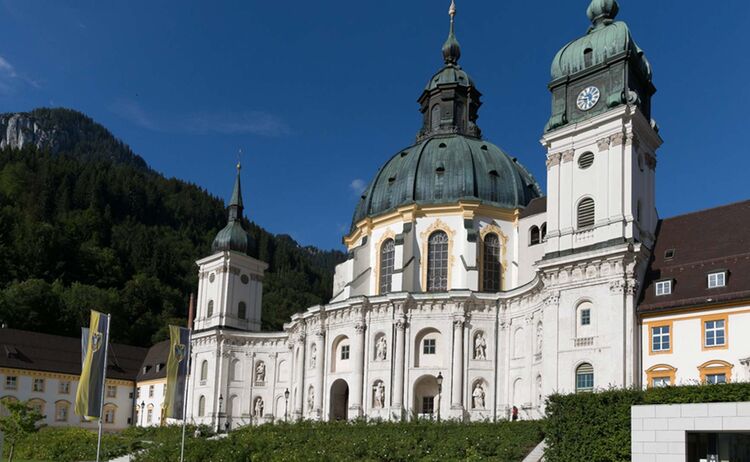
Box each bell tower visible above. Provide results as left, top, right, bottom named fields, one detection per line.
left=194, top=163, right=268, bottom=332
left=541, top=0, right=662, bottom=258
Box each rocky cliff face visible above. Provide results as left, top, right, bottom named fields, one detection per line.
left=0, top=108, right=147, bottom=168
left=0, top=113, right=67, bottom=152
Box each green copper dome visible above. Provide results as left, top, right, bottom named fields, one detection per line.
left=351, top=135, right=541, bottom=229
left=212, top=165, right=254, bottom=255
left=351, top=0, right=540, bottom=230
left=550, top=0, right=651, bottom=82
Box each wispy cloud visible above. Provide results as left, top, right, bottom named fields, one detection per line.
left=110, top=98, right=290, bottom=137
left=184, top=111, right=290, bottom=137
left=110, top=98, right=159, bottom=130
left=350, top=178, right=367, bottom=195
left=0, top=56, right=16, bottom=77
left=0, top=54, right=41, bottom=94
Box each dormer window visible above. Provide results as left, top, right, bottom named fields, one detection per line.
left=708, top=271, right=726, bottom=289
left=655, top=280, right=672, bottom=296
left=664, top=249, right=675, bottom=260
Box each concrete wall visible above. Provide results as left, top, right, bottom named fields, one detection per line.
left=631, top=402, right=750, bottom=461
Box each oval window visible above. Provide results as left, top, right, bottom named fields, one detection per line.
left=578, top=152, right=594, bottom=169
left=241, top=274, right=249, bottom=284
left=209, top=273, right=215, bottom=283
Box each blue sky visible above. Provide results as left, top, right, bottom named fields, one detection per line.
left=0, top=1, right=748, bottom=250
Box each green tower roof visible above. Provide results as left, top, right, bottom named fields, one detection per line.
left=550, top=0, right=651, bottom=82
left=212, top=163, right=254, bottom=255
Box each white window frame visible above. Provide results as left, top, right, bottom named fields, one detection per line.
left=652, top=377, right=671, bottom=388
left=106, top=385, right=117, bottom=398
left=5, top=376, right=17, bottom=390
left=340, top=344, right=350, bottom=360
left=651, top=325, right=670, bottom=352
left=32, top=378, right=45, bottom=392
left=704, top=319, right=726, bottom=347
left=423, top=338, right=436, bottom=355
left=580, top=308, right=591, bottom=326
left=655, top=280, right=672, bottom=296
left=59, top=381, right=70, bottom=394
left=708, top=271, right=726, bottom=289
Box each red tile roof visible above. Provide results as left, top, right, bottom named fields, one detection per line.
left=639, top=200, right=750, bottom=314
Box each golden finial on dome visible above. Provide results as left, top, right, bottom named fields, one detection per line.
left=449, top=0, right=456, bottom=19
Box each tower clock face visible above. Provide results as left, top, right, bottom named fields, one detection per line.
left=576, top=86, right=601, bottom=111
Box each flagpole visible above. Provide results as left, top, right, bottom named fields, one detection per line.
left=180, top=293, right=195, bottom=462
left=179, top=328, right=193, bottom=462
left=95, top=313, right=111, bottom=462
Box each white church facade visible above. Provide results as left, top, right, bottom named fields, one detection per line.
left=185, top=0, right=750, bottom=430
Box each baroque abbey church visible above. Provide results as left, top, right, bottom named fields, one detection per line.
left=186, top=0, right=750, bottom=428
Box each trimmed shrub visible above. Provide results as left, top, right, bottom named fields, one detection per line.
left=133, top=420, right=544, bottom=462
left=9, top=426, right=130, bottom=462
left=544, top=383, right=750, bottom=462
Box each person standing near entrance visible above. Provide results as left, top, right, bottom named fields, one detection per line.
left=512, top=406, right=519, bottom=421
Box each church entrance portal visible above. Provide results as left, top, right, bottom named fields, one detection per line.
left=329, top=379, right=349, bottom=421
left=413, top=375, right=440, bottom=418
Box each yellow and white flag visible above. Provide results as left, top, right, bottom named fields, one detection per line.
left=75, top=310, right=110, bottom=420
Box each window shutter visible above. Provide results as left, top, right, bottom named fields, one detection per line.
left=577, top=198, right=595, bottom=228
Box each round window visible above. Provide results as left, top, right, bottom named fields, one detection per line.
left=578, top=152, right=595, bottom=169
left=241, top=274, right=249, bottom=284
left=209, top=273, right=215, bottom=283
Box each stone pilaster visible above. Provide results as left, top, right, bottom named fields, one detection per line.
left=391, top=316, right=407, bottom=418
left=450, top=315, right=465, bottom=414
left=349, top=322, right=366, bottom=417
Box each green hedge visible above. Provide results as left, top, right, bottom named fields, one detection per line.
left=6, top=427, right=131, bottom=462
left=133, top=420, right=544, bottom=462
left=544, top=383, right=750, bottom=462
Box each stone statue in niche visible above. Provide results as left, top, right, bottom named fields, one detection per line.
left=472, top=383, right=485, bottom=409
left=373, top=382, right=385, bottom=409
left=536, top=376, right=543, bottom=407
left=536, top=323, right=543, bottom=355
left=310, top=344, right=317, bottom=369
left=307, top=387, right=315, bottom=412
left=474, top=333, right=487, bottom=360
left=375, top=336, right=387, bottom=361
left=255, top=361, right=266, bottom=382
left=254, top=397, right=264, bottom=417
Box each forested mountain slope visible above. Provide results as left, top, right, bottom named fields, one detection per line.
left=0, top=108, right=346, bottom=346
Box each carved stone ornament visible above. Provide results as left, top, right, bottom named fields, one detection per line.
left=625, top=279, right=639, bottom=296
left=596, top=138, right=610, bottom=151
left=546, top=152, right=562, bottom=169
left=395, top=318, right=407, bottom=331
left=544, top=293, right=560, bottom=306
left=255, top=361, right=266, bottom=382
left=609, top=279, right=625, bottom=294
left=453, top=316, right=465, bottom=328
left=610, top=133, right=625, bottom=146
left=354, top=323, right=367, bottom=334
left=561, top=150, right=575, bottom=163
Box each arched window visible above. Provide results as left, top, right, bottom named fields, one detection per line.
left=207, top=300, right=214, bottom=318
left=427, top=231, right=449, bottom=292
left=529, top=226, right=541, bottom=246
left=198, top=396, right=206, bottom=417
left=482, top=233, right=501, bottom=292
left=431, top=104, right=441, bottom=130
left=583, top=48, right=593, bottom=68
left=55, top=400, right=70, bottom=422
left=379, top=239, right=395, bottom=294
left=575, top=363, right=594, bottom=392
left=238, top=302, right=247, bottom=320
left=540, top=223, right=547, bottom=241
left=577, top=198, right=595, bottom=229
left=200, top=360, right=208, bottom=382
left=103, top=404, right=116, bottom=424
